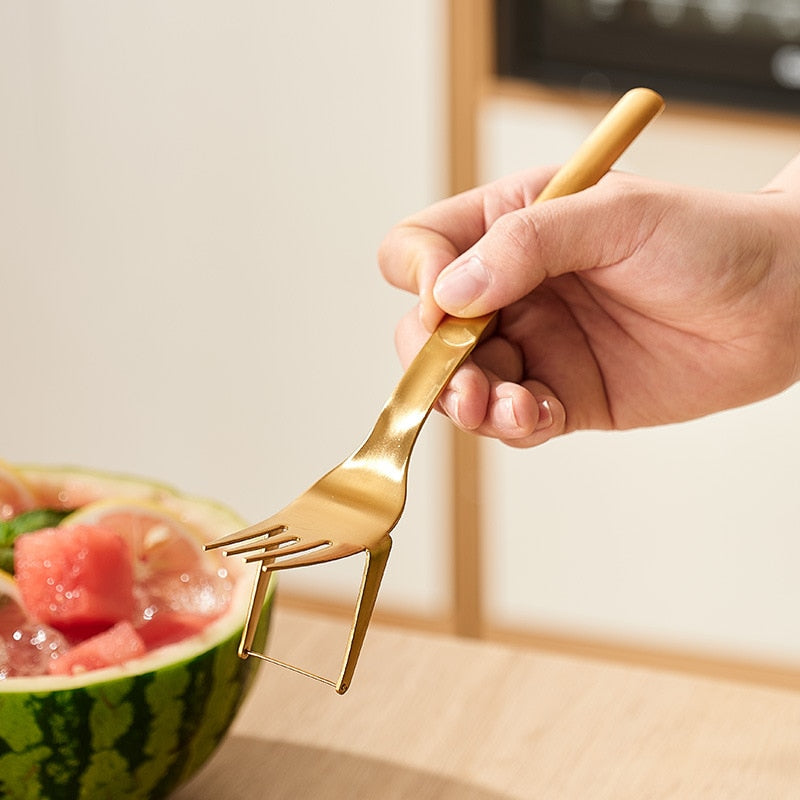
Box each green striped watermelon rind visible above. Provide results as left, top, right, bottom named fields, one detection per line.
left=0, top=464, right=275, bottom=800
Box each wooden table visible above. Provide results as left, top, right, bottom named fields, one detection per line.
left=175, top=608, right=800, bottom=799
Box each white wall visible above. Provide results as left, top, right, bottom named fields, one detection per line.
left=480, top=94, right=800, bottom=663
left=0, top=2, right=450, bottom=616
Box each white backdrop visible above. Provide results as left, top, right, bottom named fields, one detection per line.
left=0, top=1, right=450, bottom=617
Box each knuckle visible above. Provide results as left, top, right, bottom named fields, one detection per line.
left=493, top=209, right=542, bottom=258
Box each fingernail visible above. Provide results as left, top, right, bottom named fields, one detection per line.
left=440, top=388, right=462, bottom=425
left=497, top=396, right=519, bottom=430
left=535, top=399, right=553, bottom=431
left=433, top=255, right=489, bottom=311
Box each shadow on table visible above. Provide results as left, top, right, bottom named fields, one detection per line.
left=173, top=734, right=517, bottom=800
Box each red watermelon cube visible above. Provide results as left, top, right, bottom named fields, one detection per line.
left=49, top=620, right=146, bottom=676
left=136, top=611, right=209, bottom=650
left=15, top=524, right=135, bottom=631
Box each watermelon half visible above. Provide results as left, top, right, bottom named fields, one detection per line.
left=0, top=463, right=274, bottom=800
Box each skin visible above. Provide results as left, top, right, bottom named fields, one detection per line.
left=378, top=153, right=800, bottom=448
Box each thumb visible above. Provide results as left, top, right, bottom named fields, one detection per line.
left=432, top=176, right=647, bottom=317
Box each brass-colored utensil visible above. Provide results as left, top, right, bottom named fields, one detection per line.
left=206, top=87, right=665, bottom=694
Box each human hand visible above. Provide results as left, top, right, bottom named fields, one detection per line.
left=378, top=154, right=800, bottom=447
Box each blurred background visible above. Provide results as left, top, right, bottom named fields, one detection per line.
left=2, top=1, right=800, bottom=678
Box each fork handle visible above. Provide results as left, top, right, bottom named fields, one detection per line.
left=359, top=313, right=494, bottom=463
left=533, top=86, right=664, bottom=202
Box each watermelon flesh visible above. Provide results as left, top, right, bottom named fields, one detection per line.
left=48, top=620, right=146, bottom=676
left=4, top=519, right=233, bottom=678
left=16, top=524, right=136, bottom=632
left=135, top=610, right=209, bottom=650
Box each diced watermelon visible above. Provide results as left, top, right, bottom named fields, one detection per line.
left=137, top=611, right=209, bottom=650
left=0, top=592, right=27, bottom=638
left=48, top=620, right=146, bottom=676
left=14, top=524, right=135, bottom=631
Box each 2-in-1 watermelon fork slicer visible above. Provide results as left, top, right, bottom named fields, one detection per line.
left=205, top=87, right=665, bottom=694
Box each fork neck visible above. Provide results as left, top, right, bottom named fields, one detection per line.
left=355, top=313, right=495, bottom=471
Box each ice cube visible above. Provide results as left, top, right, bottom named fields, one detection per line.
left=136, top=569, right=233, bottom=620
left=0, top=622, right=69, bottom=678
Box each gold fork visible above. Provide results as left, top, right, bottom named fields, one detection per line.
left=206, top=87, right=665, bottom=694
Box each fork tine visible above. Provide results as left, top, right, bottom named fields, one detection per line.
left=251, top=542, right=362, bottom=571
left=243, top=538, right=331, bottom=564
left=222, top=530, right=298, bottom=557
left=204, top=521, right=286, bottom=551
